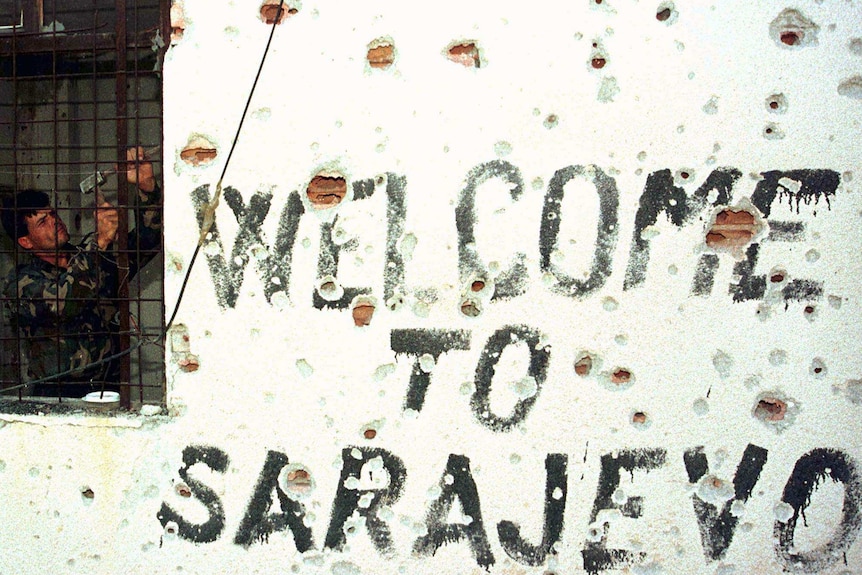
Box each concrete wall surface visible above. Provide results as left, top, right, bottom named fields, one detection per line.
left=2, top=1, right=862, bottom=574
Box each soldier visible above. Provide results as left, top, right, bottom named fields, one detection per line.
left=1, top=147, right=161, bottom=398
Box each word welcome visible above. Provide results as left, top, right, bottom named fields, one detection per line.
left=190, top=162, right=839, bottom=310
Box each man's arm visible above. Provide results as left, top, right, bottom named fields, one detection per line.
left=125, top=146, right=162, bottom=274
left=95, top=147, right=161, bottom=275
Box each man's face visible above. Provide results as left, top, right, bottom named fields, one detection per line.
left=19, top=209, right=69, bottom=253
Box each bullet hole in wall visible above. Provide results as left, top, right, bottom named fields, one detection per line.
left=279, top=466, right=314, bottom=499
left=769, top=9, right=819, bottom=49
left=386, top=293, right=406, bottom=312
left=754, top=397, right=787, bottom=422
left=656, top=3, right=677, bottom=23
left=363, top=428, right=377, bottom=439
left=769, top=268, right=787, bottom=284
left=675, top=168, right=694, bottom=185
left=810, top=358, right=827, bottom=377
left=170, top=2, right=185, bottom=43
left=168, top=252, right=184, bottom=273
left=780, top=31, right=799, bottom=46
left=367, top=39, right=395, bottom=69
left=494, top=140, right=513, bottom=158
left=769, top=349, right=787, bottom=366
left=574, top=353, right=593, bottom=376
left=81, top=488, right=95, bottom=500
left=175, top=482, right=192, bottom=498
left=543, top=114, right=559, bottom=129
left=753, top=391, right=799, bottom=431
left=460, top=298, right=482, bottom=318
left=834, top=379, right=862, bottom=405
left=837, top=76, right=862, bottom=100
left=589, top=39, right=608, bottom=71
left=259, top=1, right=298, bottom=25
left=763, top=123, right=785, bottom=140
left=178, top=353, right=200, bottom=372
left=766, top=93, right=788, bottom=113
left=631, top=411, right=649, bottom=428
left=351, top=296, right=376, bottom=327
left=307, top=174, right=347, bottom=208
left=446, top=41, right=481, bottom=68
left=316, top=276, right=344, bottom=302
left=706, top=208, right=760, bottom=249
left=611, top=369, right=631, bottom=384
left=180, top=137, right=218, bottom=166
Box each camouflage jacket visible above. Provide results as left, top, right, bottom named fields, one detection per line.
left=2, top=186, right=161, bottom=390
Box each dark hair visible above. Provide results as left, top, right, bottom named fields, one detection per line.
left=1, top=189, right=52, bottom=241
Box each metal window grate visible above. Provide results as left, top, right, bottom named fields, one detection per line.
left=0, top=0, right=168, bottom=410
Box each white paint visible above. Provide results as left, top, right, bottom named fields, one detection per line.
left=3, top=1, right=862, bottom=574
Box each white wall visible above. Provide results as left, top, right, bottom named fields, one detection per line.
left=2, top=1, right=862, bottom=573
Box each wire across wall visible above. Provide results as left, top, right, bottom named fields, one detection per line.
left=0, top=0, right=169, bottom=409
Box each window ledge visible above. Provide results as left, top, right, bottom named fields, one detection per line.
left=0, top=397, right=167, bottom=428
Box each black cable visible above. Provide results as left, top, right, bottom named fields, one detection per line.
left=166, top=0, right=285, bottom=333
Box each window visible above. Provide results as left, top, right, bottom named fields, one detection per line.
left=0, top=0, right=168, bottom=410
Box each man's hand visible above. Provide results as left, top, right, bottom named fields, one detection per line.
left=95, top=196, right=119, bottom=250
left=125, top=146, right=155, bottom=193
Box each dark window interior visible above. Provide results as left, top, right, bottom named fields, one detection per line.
left=0, top=0, right=169, bottom=410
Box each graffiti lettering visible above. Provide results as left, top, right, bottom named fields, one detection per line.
left=234, top=450, right=315, bottom=551
left=774, top=448, right=862, bottom=572
left=324, top=446, right=407, bottom=555
left=623, top=167, right=738, bottom=290
left=456, top=160, right=528, bottom=299
left=581, top=448, right=667, bottom=575
left=390, top=328, right=471, bottom=412
left=157, top=445, right=230, bottom=544
left=497, top=453, right=568, bottom=566
left=313, top=179, right=377, bottom=309
left=684, top=444, right=769, bottom=561
left=470, top=324, right=550, bottom=432
left=191, top=185, right=303, bottom=308
left=194, top=164, right=841, bottom=310
left=413, top=454, right=496, bottom=568
left=383, top=172, right=409, bottom=303
left=540, top=165, right=619, bottom=298
left=157, top=444, right=862, bottom=572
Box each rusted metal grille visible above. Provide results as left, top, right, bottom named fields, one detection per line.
left=0, top=0, right=168, bottom=410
